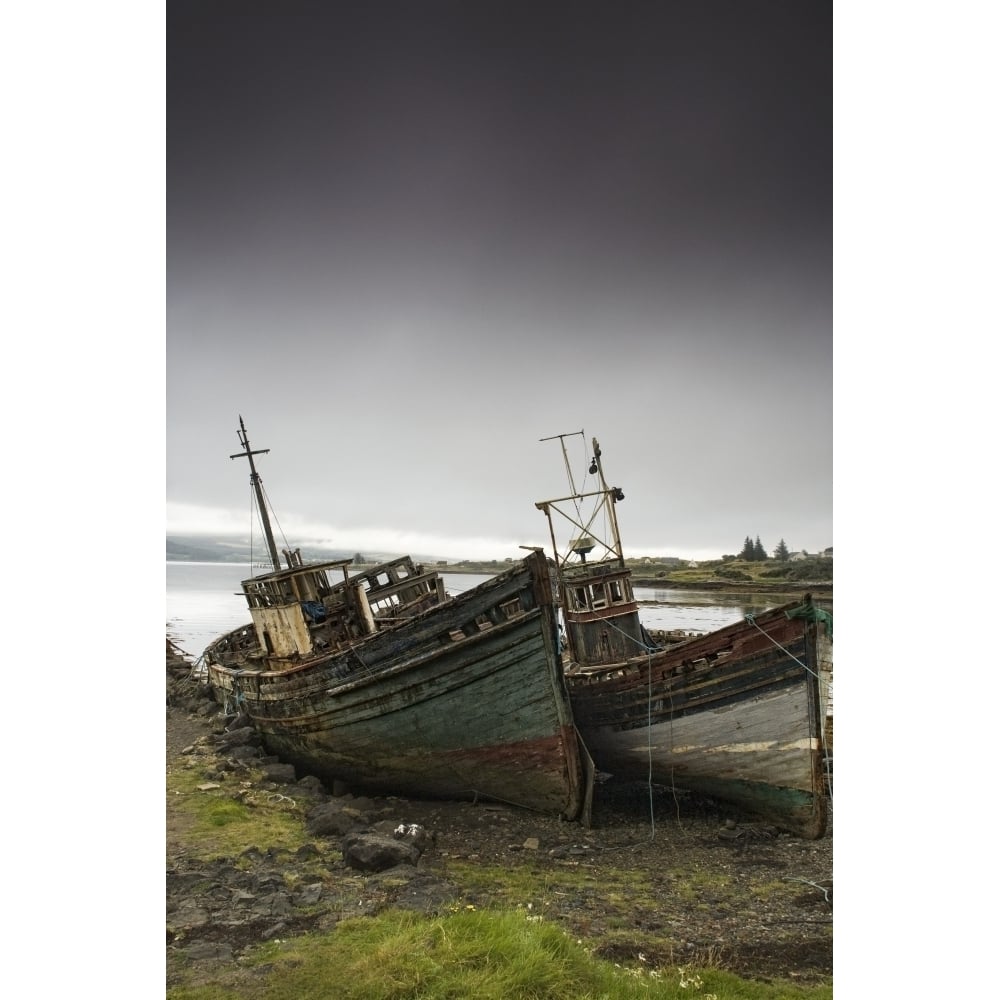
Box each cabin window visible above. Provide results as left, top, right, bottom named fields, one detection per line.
left=591, top=584, right=607, bottom=609
left=371, top=593, right=402, bottom=616
left=574, top=587, right=587, bottom=610
left=609, top=579, right=623, bottom=603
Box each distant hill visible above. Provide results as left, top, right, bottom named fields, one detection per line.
left=166, top=537, right=248, bottom=562
left=166, top=535, right=437, bottom=565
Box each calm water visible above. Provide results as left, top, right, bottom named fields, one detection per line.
left=632, top=586, right=783, bottom=634
left=166, top=562, right=818, bottom=661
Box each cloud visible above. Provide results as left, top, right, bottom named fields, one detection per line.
left=166, top=500, right=528, bottom=562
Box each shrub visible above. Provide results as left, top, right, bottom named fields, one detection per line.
left=713, top=568, right=752, bottom=582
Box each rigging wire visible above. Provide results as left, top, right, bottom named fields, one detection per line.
left=248, top=482, right=257, bottom=569
left=246, top=476, right=291, bottom=569
left=568, top=431, right=588, bottom=526
left=744, top=614, right=821, bottom=680
left=259, top=480, right=291, bottom=555
left=598, top=614, right=667, bottom=839
left=543, top=429, right=589, bottom=536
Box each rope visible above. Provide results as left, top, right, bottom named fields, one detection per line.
left=599, top=615, right=668, bottom=838
left=743, top=613, right=821, bottom=680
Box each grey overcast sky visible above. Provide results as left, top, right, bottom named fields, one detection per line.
left=167, top=0, right=832, bottom=562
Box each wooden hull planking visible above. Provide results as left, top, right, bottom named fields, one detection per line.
left=207, top=554, right=591, bottom=820
left=567, top=604, right=829, bottom=838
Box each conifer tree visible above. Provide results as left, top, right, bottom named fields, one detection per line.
left=774, top=538, right=789, bottom=561
left=753, top=536, right=766, bottom=561
left=739, top=536, right=754, bottom=560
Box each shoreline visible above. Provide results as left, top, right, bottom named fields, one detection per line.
left=631, top=577, right=832, bottom=595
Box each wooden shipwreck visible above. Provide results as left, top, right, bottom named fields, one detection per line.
left=202, top=418, right=592, bottom=820
left=535, top=432, right=832, bottom=838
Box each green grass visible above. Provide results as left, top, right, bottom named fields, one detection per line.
left=167, top=755, right=324, bottom=860
left=629, top=557, right=832, bottom=588
left=442, top=856, right=738, bottom=914
left=166, top=907, right=832, bottom=1000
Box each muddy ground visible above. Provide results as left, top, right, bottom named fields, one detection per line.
left=166, top=644, right=832, bottom=989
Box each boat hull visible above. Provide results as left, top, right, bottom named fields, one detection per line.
left=207, top=554, right=591, bottom=820
left=566, top=604, right=830, bottom=838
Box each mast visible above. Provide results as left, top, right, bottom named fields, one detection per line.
left=588, top=438, right=626, bottom=568
left=535, top=432, right=627, bottom=569
left=536, top=433, right=643, bottom=665
left=230, top=415, right=281, bottom=572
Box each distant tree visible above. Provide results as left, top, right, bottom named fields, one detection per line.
left=753, top=536, right=767, bottom=561
left=352, top=552, right=366, bottom=564
left=739, top=536, right=755, bottom=561
left=774, top=538, right=790, bottom=561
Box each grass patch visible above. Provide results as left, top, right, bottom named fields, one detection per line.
left=444, top=857, right=734, bottom=915
left=629, top=557, right=832, bottom=589
left=167, top=908, right=832, bottom=1000
left=167, top=757, right=315, bottom=860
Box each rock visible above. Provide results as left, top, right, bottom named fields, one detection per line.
left=184, top=940, right=233, bottom=961
left=217, top=726, right=260, bottom=751
left=250, top=891, right=293, bottom=918
left=261, top=763, right=297, bottom=784
left=307, top=802, right=368, bottom=837
left=338, top=795, right=379, bottom=812
left=297, top=775, right=326, bottom=792
left=295, top=883, right=323, bottom=906
left=341, top=832, right=421, bottom=872
left=226, top=712, right=252, bottom=731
